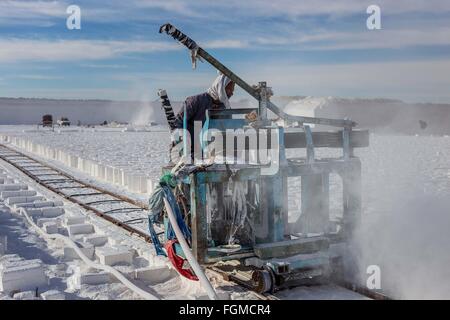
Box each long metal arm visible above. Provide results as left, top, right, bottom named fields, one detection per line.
left=198, top=47, right=260, bottom=99
left=159, top=23, right=356, bottom=128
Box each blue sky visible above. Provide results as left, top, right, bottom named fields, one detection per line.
left=0, top=0, right=450, bottom=103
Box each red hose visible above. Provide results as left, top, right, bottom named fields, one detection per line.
left=165, top=239, right=198, bottom=281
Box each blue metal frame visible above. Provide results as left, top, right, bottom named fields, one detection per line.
left=174, top=109, right=364, bottom=266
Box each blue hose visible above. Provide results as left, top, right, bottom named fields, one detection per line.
left=148, top=180, right=191, bottom=255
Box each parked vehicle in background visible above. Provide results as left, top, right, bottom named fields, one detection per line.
left=42, top=114, right=53, bottom=127
left=57, top=117, right=71, bottom=126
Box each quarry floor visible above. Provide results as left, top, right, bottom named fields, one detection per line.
left=1, top=125, right=450, bottom=299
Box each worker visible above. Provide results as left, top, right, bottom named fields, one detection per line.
left=171, top=73, right=235, bottom=161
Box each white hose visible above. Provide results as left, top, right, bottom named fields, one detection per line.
left=21, top=209, right=160, bottom=300
left=163, top=198, right=219, bottom=300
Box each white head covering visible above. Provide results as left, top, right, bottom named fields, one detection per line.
left=207, top=72, right=232, bottom=108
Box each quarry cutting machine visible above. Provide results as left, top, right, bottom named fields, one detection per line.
left=152, top=23, right=369, bottom=293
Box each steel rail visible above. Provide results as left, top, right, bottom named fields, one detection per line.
left=0, top=144, right=152, bottom=242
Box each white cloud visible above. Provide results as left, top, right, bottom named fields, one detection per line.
left=103, top=59, right=450, bottom=103
left=80, top=63, right=128, bottom=69
left=252, top=27, right=450, bottom=51
left=0, top=0, right=67, bottom=18
left=1, top=87, right=131, bottom=100
left=1, top=0, right=449, bottom=27
left=247, top=0, right=450, bottom=16
left=3, top=59, right=450, bottom=102
left=240, top=59, right=450, bottom=103
left=17, top=74, right=62, bottom=80
left=136, top=0, right=450, bottom=19
left=134, top=0, right=201, bottom=18
left=202, top=40, right=249, bottom=49
left=0, top=39, right=180, bottom=62
left=110, top=71, right=215, bottom=89
left=0, top=0, right=68, bottom=26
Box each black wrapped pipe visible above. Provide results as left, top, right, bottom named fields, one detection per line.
left=159, top=23, right=356, bottom=128
left=159, top=23, right=260, bottom=99
left=158, top=89, right=176, bottom=131
left=159, top=23, right=198, bottom=50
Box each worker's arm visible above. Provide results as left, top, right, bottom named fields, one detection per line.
left=173, top=96, right=198, bottom=129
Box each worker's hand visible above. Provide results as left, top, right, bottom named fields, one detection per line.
left=245, top=111, right=259, bottom=122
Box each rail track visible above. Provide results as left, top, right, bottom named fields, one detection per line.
left=0, top=143, right=390, bottom=300
left=0, top=143, right=153, bottom=241
left=0, top=143, right=276, bottom=300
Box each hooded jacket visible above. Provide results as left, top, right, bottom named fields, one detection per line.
left=173, top=73, right=231, bottom=147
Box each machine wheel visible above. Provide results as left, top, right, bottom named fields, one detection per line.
left=252, top=266, right=276, bottom=294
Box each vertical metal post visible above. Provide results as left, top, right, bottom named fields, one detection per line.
left=190, top=174, right=208, bottom=263
left=343, top=126, right=353, bottom=160
left=278, top=127, right=289, bottom=237
left=304, top=125, right=315, bottom=164
left=282, top=173, right=289, bottom=238
left=278, top=126, right=287, bottom=165
left=258, top=176, right=285, bottom=243
left=299, top=174, right=330, bottom=234
left=342, top=161, right=362, bottom=240
left=258, top=82, right=268, bottom=121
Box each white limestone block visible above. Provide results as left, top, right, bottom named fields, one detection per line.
left=95, top=246, right=133, bottom=266
left=64, top=241, right=95, bottom=260
left=13, top=290, right=37, bottom=300
left=21, top=208, right=43, bottom=217
left=67, top=223, right=94, bottom=236
left=0, top=184, right=28, bottom=192
left=0, top=190, right=37, bottom=199
left=134, top=266, right=177, bottom=283
left=68, top=267, right=110, bottom=288
left=36, top=217, right=60, bottom=228
left=43, top=222, right=59, bottom=234
left=0, top=236, right=7, bottom=255
left=6, top=196, right=44, bottom=205
left=40, top=289, right=65, bottom=300
left=0, top=257, right=47, bottom=294
left=64, top=215, right=86, bottom=226
left=15, top=201, right=62, bottom=209
left=41, top=207, right=65, bottom=218
left=82, top=234, right=108, bottom=247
